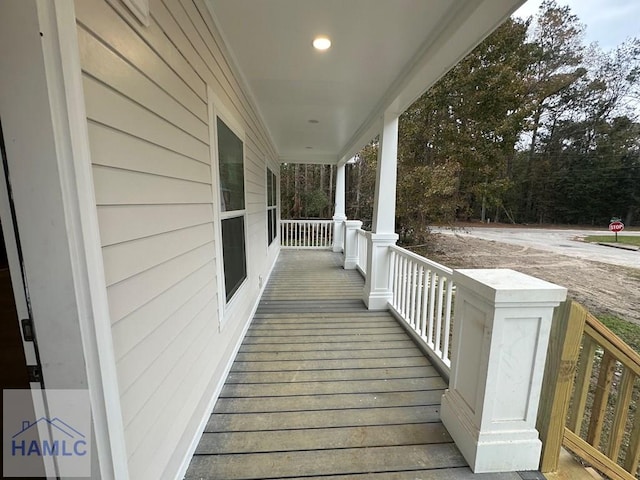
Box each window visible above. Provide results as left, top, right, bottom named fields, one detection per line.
left=216, top=117, right=247, bottom=302
left=267, top=168, right=277, bottom=245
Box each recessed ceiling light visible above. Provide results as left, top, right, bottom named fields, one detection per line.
left=308, top=119, right=319, bottom=124
left=313, top=36, right=331, bottom=51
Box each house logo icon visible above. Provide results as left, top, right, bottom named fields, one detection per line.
left=11, top=417, right=87, bottom=457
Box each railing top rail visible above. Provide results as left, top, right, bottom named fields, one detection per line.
left=390, top=244, right=453, bottom=276
left=585, top=309, right=640, bottom=373
left=281, top=219, right=333, bottom=223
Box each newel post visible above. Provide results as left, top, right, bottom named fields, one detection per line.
left=343, top=220, right=363, bottom=269
left=537, top=300, right=587, bottom=472
left=332, top=163, right=346, bottom=253
left=441, top=269, right=567, bottom=473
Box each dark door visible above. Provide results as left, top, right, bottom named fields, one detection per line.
left=0, top=121, right=45, bottom=478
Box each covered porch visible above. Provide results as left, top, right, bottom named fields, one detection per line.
left=186, top=250, right=523, bottom=479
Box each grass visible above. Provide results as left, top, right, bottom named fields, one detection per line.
left=584, top=235, right=640, bottom=247
left=598, top=314, right=640, bottom=354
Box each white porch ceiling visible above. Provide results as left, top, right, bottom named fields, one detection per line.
left=206, top=0, right=526, bottom=165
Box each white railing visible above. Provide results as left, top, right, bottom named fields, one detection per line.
left=356, top=229, right=367, bottom=276
left=280, top=220, right=334, bottom=249
left=389, top=245, right=455, bottom=375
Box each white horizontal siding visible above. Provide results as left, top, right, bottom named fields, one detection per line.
left=78, top=26, right=208, bottom=142
left=118, top=280, right=216, bottom=407
left=111, top=261, right=216, bottom=360
left=75, top=0, right=206, bottom=117
left=97, top=204, right=213, bottom=246
left=92, top=165, right=212, bottom=205
left=122, top=299, right=217, bottom=468
left=83, top=76, right=209, bottom=162
left=102, top=223, right=214, bottom=286
left=88, top=122, right=210, bottom=184
left=106, top=242, right=215, bottom=321
left=76, top=0, right=279, bottom=478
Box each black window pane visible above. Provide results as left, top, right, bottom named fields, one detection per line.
left=217, top=118, right=245, bottom=212
left=267, top=169, right=274, bottom=207
left=267, top=210, right=274, bottom=245
left=221, top=216, right=246, bottom=301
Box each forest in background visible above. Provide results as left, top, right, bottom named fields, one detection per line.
left=280, top=1, right=640, bottom=243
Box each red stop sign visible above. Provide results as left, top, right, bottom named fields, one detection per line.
left=609, top=221, right=625, bottom=232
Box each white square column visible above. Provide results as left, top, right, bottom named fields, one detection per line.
left=343, top=220, right=363, bottom=269
left=363, top=111, right=398, bottom=309
left=441, top=269, right=567, bottom=473
left=332, top=163, right=347, bottom=253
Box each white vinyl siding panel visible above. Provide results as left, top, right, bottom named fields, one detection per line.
left=88, top=122, right=211, bottom=184
left=102, top=223, right=214, bottom=286
left=83, top=76, right=209, bottom=162
left=97, top=204, right=213, bottom=246
left=78, top=26, right=208, bottom=142
left=111, top=261, right=216, bottom=359
left=76, top=0, right=279, bottom=478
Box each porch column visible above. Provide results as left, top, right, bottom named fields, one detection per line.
left=363, top=111, right=399, bottom=310
left=343, top=220, right=363, bottom=269
left=441, top=269, right=567, bottom=473
left=332, top=163, right=346, bottom=252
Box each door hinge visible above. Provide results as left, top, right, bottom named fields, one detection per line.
left=27, top=365, right=42, bottom=383
left=21, top=318, right=34, bottom=341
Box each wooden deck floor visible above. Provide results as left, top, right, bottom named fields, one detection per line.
left=185, top=250, right=523, bottom=480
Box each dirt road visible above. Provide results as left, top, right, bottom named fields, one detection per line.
left=416, top=233, right=640, bottom=325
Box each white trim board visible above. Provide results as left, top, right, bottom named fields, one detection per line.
left=0, top=1, right=129, bottom=478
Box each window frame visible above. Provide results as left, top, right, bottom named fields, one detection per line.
left=266, top=167, right=278, bottom=246
left=208, top=88, right=249, bottom=329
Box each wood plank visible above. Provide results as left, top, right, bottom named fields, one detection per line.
left=624, top=400, right=640, bottom=473
left=78, top=26, right=208, bottom=143
left=240, top=340, right=414, bottom=353
left=248, top=324, right=399, bottom=333
left=607, top=368, right=634, bottom=460
left=568, top=336, right=597, bottom=434
left=299, top=470, right=520, bottom=480
left=230, top=356, right=430, bottom=372
left=221, top=377, right=446, bottom=397
left=239, top=340, right=416, bottom=353
left=242, top=333, right=410, bottom=344
left=214, top=390, right=444, bottom=414
left=564, top=429, right=636, bottom=480
left=537, top=300, right=587, bottom=472
left=585, top=311, right=640, bottom=374
left=97, top=204, right=213, bottom=247
left=83, top=75, right=209, bottom=163
left=252, top=311, right=392, bottom=320
left=208, top=405, right=442, bottom=432
left=225, top=366, right=439, bottom=384
left=195, top=423, right=452, bottom=454
left=234, top=348, right=426, bottom=362
left=587, top=351, right=617, bottom=446
left=185, top=444, right=466, bottom=480
left=88, top=122, right=210, bottom=184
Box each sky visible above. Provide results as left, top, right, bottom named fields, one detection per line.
left=513, top=0, right=640, bottom=51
